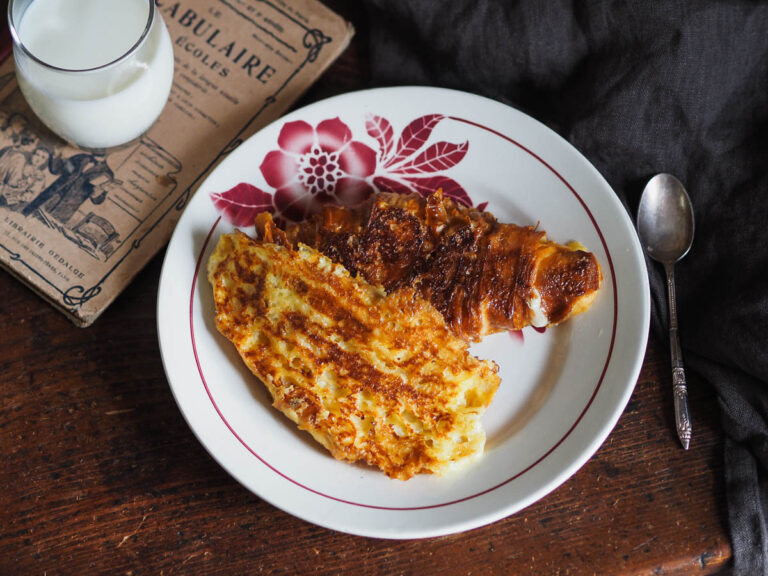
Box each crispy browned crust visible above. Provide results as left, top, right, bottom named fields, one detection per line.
left=207, top=230, right=500, bottom=480
left=283, top=190, right=602, bottom=341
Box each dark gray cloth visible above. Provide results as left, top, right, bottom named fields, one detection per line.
left=360, top=1, right=768, bottom=572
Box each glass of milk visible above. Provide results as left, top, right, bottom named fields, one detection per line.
left=7, top=0, right=174, bottom=149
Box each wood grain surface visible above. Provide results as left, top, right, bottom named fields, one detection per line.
left=0, top=2, right=731, bottom=574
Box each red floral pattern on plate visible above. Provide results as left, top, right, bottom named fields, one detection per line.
left=260, top=118, right=376, bottom=221
left=211, top=114, right=473, bottom=225
left=210, top=183, right=274, bottom=227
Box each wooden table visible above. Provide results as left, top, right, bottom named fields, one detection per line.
left=0, top=2, right=732, bottom=574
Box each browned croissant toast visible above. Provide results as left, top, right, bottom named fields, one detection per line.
left=271, top=190, right=602, bottom=342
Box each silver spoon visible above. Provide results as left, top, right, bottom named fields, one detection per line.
left=637, top=173, right=695, bottom=450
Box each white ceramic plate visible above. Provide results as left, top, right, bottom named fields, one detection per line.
left=157, top=87, right=649, bottom=539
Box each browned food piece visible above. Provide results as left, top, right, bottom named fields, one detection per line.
left=207, top=229, right=500, bottom=480
left=281, top=190, right=603, bottom=341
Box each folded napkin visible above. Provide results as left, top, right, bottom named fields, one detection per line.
left=360, top=1, right=768, bottom=572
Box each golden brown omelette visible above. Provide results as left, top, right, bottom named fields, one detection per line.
left=207, top=230, right=500, bottom=480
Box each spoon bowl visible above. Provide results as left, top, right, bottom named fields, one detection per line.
left=637, top=174, right=695, bottom=264
left=637, top=173, right=695, bottom=449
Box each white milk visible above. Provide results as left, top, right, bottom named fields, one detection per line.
left=14, top=0, right=174, bottom=149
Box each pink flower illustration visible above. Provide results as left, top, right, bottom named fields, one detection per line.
left=259, top=117, right=376, bottom=221
left=211, top=113, right=476, bottom=226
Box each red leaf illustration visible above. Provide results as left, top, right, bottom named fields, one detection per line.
left=404, top=175, right=473, bottom=207
left=365, top=114, right=394, bottom=164
left=393, top=141, right=469, bottom=175
left=210, top=182, right=274, bottom=227
left=386, top=114, right=445, bottom=168
left=373, top=176, right=416, bottom=196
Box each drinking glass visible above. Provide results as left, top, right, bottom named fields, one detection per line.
left=7, top=0, right=174, bottom=149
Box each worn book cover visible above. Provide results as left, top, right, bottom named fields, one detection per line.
left=0, top=0, right=353, bottom=326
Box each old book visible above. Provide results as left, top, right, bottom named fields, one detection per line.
left=0, top=0, right=353, bottom=326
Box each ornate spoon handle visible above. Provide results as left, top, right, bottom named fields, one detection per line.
left=665, top=263, right=692, bottom=449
